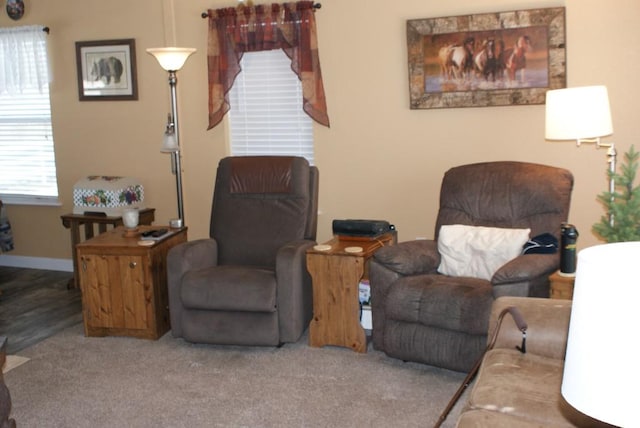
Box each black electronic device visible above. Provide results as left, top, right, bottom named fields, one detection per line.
left=141, top=229, right=169, bottom=240
left=332, top=219, right=394, bottom=238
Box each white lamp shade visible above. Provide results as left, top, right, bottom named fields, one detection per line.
left=562, top=242, right=640, bottom=427
left=146, top=47, right=196, bottom=71
left=161, top=129, right=179, bottom=153
left=545, top=86, right=613, bottom=140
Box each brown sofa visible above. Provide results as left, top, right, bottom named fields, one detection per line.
left=456, top=296, right=609, bottom=427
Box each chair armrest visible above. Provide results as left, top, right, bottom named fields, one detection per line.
left=167, top=238, right=218, bottom=279
left=276, top=239, right=316, bottom=343
left=369, top=239, right=438, bottom=351
left=492, top=253, right=559, bottom=285
left=491, top=253, right=559, bottom=297
left=167, top=238, right=218, bottom=337
left=489, top=296, right=571, bottom=360
left=372, top=239, right=440, bottom=276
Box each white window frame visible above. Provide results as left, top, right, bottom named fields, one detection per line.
left=0, top=26, right=59, bottom=206
left=228, top=49, right=314, bottom=165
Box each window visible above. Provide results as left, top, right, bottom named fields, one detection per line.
left=228, top=49, right=314, bottom=164
left=0, top=26, right=58, bottom=205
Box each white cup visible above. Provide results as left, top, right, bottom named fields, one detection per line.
left=122, top=207, right=139, bottom=229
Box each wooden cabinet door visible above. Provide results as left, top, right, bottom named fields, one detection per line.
left=80, top=254, right=150, bottom=332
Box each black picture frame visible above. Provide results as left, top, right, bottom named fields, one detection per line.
left=75, top=39, right=138, bottom=101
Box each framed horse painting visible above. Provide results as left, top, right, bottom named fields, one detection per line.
left=407, top=7, right=566, bottom=109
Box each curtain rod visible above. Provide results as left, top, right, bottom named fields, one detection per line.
left=43, top=27, right=49, bottom=34
left=200, top=2, right=321, bottom=18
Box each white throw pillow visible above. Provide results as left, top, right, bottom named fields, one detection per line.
left=437, top=224, right=531, bottom=280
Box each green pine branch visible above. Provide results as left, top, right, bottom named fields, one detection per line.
left=592, top=145, right=640, bottom=242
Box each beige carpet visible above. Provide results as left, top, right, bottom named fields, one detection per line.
left=4, top=324, right=469, bottom=427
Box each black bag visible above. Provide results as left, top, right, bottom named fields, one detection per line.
left=522, top=233, right=558, bottom=254
left=332, top=219, right=394, bottom=238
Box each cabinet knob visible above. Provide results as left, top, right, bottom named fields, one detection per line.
left=129, top=261, right=137, bottom=269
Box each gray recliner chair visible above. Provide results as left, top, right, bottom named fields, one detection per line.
left=369, top=161, right=573, bottom=372
left=167, top=156, right=318, bottom=346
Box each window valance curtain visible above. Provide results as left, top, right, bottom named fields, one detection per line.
left=0, top=25, right=49, bottom=95
left=205, top=1, right=330, bottom=129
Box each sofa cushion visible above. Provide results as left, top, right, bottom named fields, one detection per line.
left=385, top=274, right=493, bottom=335
left=181, top=266, right=277, bottom=312
left=437, top=225, right=531, bottom=280
left=456, top=409, right=565, bottom=427
left=464, top=348, right=571, bottom=427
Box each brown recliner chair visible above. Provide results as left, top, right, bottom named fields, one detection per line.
left=369, top=161, right=573, bottom=372
left=167, top=156, right=318, bottom=346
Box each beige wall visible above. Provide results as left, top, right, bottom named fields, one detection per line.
left=2, top=0, right=639, bottom=264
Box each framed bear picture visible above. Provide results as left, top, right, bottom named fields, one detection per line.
left=75, top=39, right=138, bottom=101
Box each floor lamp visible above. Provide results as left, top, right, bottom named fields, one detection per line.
left=146, top=47, right=196, bottom=224
left=545, top=85, right=615, bottom=226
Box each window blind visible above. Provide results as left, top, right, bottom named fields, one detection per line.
left=229, top=49, right=314, bottom=165
left=0, top=25, right=58, bottom=204
left=0, top=87, right=57, bottom=201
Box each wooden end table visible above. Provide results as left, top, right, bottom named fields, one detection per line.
left=549, top=270, right=575, bottom=300
left=76, top=225, right=187, bottom=339
left=307, top=233, right=395, bottom=353
left=61, top=208, right=155, bottom=289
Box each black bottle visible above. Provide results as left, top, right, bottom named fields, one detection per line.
left=560, top=223, right=579, bottom=275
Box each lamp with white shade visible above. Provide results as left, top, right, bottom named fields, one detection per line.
left=562, top=242, right=639, bottom=427
left=545, top=85, right=616, bottom=225
left=146, top=47, right=196, bottom=223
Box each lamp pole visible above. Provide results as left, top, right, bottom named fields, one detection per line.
left=168, top=70, right=184, bottom=222
left=605, top=143, right=617, bottom=227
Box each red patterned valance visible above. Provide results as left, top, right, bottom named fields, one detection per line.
left=205, top=1, right=330, bottom=129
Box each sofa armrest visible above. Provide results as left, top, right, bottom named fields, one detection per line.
left=489, top=296, right=571, bottom=360
left=372, top=239, right=440, bottom=276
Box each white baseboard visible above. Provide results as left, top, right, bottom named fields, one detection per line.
left=0, top=255, right=73, bottom=272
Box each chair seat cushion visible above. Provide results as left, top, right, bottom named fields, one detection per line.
left=181, top=265, right=277, bottom=312
left=385, top=274, right=493, bottom=335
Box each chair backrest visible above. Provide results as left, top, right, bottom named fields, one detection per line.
left=210, top=156, right=318, bottom=267
left=435, top=161, right=574, bottom=240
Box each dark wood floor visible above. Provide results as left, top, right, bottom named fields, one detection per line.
left=0, top=267, right=82, bottom=354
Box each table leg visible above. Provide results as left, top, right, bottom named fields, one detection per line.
left=69, top=223, right=81, bottom=289
left=84, top=222, right=94, bottom=240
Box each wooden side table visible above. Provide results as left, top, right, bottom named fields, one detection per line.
left=549, top=270, right=575, bottom=300
left=61, top=208, right=155, bottom=289
left=307, top=233, right=395, bottom=353
left=76, top=225, right=187, bottom=339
